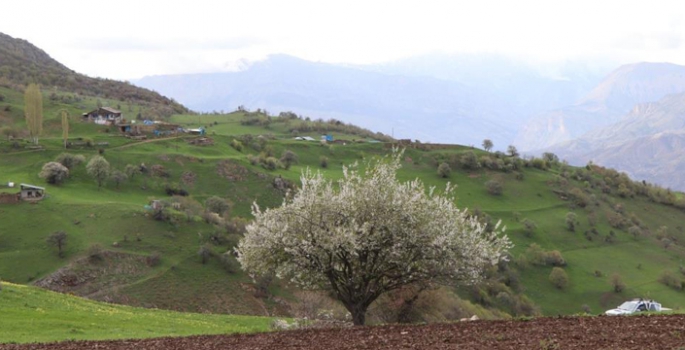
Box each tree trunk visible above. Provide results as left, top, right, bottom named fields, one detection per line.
left=350, top=304, right=367, bottom=326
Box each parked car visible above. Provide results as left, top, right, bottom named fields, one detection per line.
left=605, top=299, right=671, bottom=315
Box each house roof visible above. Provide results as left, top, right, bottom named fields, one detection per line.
left=85, top=107, right=122, bottom=116
left=100, top=107, right=121, bottom=114
left=20, top=183, right=46, bottom=191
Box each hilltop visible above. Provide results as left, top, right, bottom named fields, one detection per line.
left=0, top=32, right=189, bottom=118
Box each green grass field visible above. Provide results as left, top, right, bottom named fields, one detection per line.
left=0, top=281, right=274, bottom=344
left=4, top=89, right=685, bottom=342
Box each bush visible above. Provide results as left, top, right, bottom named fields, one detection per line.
left=565, top=212, right=577, bottom=232
left=146, top=252, right=162, bottom=267
left=659, top=270, right=682, bottom=290
left=87, top=244, right=104, bottom=263
left=437, top=162, right=451, bottom=178
left=262, top=156, right=281, bottom=170
left=198, top=244, right=213, bottom=264
left=230, top=139, right=244, bottom=152
left=55, top=153, right=85, bottom=170
left=205, top=196, right=230, bottom=215
left=320, top=156, right=329, bottom=168
left=549, top=267, right=569, bottom=290
left=485, top=179, right=503, bottom=195
left=39, top=162, right=70, bottom=185
left=545, top=250, right=566, bottom=267
left=164, top=183, right=188, bottom=196
left=280, top=150, right=298, bottom=170
left=610, top=273, right=625, bottom=293
left=522, top=218, right=537, bottom=237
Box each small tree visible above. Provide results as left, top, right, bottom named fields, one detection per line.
left=237, top=152, right=511, bottom=325
left=482, top=139, right=493, bottom=152
left=205, top=196, right=230, bottom=215
left=280, top=150, right=298, bottom=170
left=507, top=145, right=519, bottom=158
left=55, top=153, right=85, bottom=170
left=86, top=156, right=111, bottom=188
left=46, top=231, right=68, bottom=258
left=628, top=225, right=642, bottom=240
left=125, top=164, right=141, bottom=179
left=24, top=83, right=43, bottom=145
left=61, top=110, right=69, bottom=149
left=39, top=162, right=69, bottom=185
left=437, top=162, right=451, bottom=178
left=549, top=267, right=569, bottom=290
left=522, top=218, right=537, bottom=237
left=565, top=212, right=577, bottom=232
left=110, top=170, right=128, bottom=189
left=610, top=273, right=625, bottom=293
left=198, top=244, right=212, bottom=265
left=485, top=179, right=503, bottom=195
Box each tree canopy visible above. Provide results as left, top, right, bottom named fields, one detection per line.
left=237, top=152, right=511, bottom=325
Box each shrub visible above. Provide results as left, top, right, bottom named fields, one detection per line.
left=628, top=225, right=642, bottom=240
left=230, top=139, right=244, bottom=152
left=659, top=270, right=682, bottom=290
left=485, top=179, right=503, bottom=195
left=545, top=250, right=566, bottom=267
left=55, top=153, right=85, bottom=170
left=549, top=267, right=569, bottom=290
left=150, top=164, right=170, bottom=178
left=205, top=196, right=230, bottom=215
left=610, top=273, right=625, bottom=293
left=39, top=162, right=69, bottom=185
left=262, top=156, right=281, bottom=170
left=146, top=252, right=162, bottom=267
left=110, top=170, right=128, bottom=189
left=280, top=150, right=298, bottom=170
left=198, top=244, right=213, bottom=264
left=247, top=154, right=259, bottom=165
left=437, top=162, right=451, bottom=178
left=522, top=218, right=537, bottom=237
left=460, top=151, right=480, bottom=170
left=565, top=212, right=577, bottom=232
left=320, top=156, right=329, bottom=168
left=86, top=244, right=104, bottom=263
left=164, top=183, right=188, bottom=196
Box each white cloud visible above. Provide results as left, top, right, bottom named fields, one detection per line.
left=3, top=0, right=685, bottom=79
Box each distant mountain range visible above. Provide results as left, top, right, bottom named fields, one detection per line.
left=515, top=63, right=685, bottom=151
left=134, top=54, right=606, bottom=148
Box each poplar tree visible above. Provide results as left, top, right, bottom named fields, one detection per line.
left=24, top=84, right=43, bottom=144
left=61, top=110, right=69, bottom=149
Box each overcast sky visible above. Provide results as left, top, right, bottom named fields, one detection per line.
left=3, top=0, right=684, bottom=80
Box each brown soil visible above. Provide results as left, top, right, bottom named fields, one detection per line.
left=5, top=315, right=685, bottom=349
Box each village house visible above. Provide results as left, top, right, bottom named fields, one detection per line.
left=82, top=107, right=123, bottom=125
left=20, top=183, right=45, bottom=201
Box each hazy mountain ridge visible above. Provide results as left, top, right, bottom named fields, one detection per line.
left=134, top=54, right=603, bottom=147
left=515, top=62, right=685, bottom=151
left=545, top=91, right=685, bottom=189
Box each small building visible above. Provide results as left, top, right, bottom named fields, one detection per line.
left=187, top=127, right=206, bottom=136
left=20, top=183, right=45, bottom=201
left=82, top=107, right=123, bottom=125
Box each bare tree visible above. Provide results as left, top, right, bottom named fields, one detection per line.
left=46, top=231, right=68, bottom=257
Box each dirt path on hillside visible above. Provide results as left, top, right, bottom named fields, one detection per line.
left=109, top=135, right=188, bottom=150
left=4, top=314, right=685, bottom=349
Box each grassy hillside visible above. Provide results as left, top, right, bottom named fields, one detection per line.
left=3, top=84, right=685, bottom=326
left=0, top=281, right=274, bottom=344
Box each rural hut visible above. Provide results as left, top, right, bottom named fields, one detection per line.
left=20, top=183, right=45, bottom=201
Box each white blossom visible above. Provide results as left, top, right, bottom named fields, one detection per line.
left=236, top=151, right=512, bottom=325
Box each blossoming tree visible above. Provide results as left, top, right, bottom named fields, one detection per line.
left=237, top=152, right=511, bottom=325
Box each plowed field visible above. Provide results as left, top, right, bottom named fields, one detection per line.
left=4, top=315, right=685, bottom=350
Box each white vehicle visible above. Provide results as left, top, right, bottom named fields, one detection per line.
left=605, top=299, right=671, bottom=315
